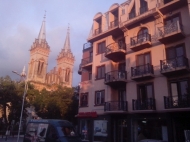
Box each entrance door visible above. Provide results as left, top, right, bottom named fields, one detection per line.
left=117, top=119, right=127, bottom=142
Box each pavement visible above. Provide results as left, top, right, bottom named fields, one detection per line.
left=0, top=136, right=24, bottom=142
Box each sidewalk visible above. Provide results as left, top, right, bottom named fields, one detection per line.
left=0, top=136, right=23, bottom=142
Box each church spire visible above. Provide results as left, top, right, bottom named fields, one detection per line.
left=38, top=13, right=46, bottom=43
left=63, top=26, right=71, bottom=52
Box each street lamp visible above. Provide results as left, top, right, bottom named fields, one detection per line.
left=12, top=66, right=28, bottom=142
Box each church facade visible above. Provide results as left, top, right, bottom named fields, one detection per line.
left=27, top=17, right=75, bottom=90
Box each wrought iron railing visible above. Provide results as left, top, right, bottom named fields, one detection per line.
left=83, top=42, right=92, bottom=50
left=80, top=101, right=88, bottom=107
left=129, top=11, right=136, bottom=19
left=140, top=6, right=148, bottom=14
left=94, top=27, right=102, bottom=36
left=104, top=101, right=128, bottom=111
left=158, top=21, right=183, bottom=37
left=132, top=98, right=156, bottom=110
left=109, top=19, right=119, bottom=29
left=164, top=95, right=190, bottom=109
left=105, top=42, right=126, bottom=56
left=81, top=56, right=93, bottom=66
left=130, top=33, right=151, bottom=46
left=131, top=63, right=154, bottom=77
left=160, top=56, right=189, bottom=72
left=105, top=70, right=127, bottom=83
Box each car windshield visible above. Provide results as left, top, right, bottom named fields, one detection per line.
left=57, top=126, right=76, bottom=137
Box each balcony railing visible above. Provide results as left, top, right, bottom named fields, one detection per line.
left=94, top=27, right=102, bottom=36
left=83, top=42, right=92, bottom=50
left=105, top=42, right=126, bottom=56
left=109, top=19, right=118, bottom=29
left=104, top=101, right=128, bottom=111
left=129, top=11, right=136, bottom=19
left=164, top=95, right=190, bottom=109
left=131, top=63, right=154, bottom=77
left=131, top=33, right=151, bottom=46
left=132, top=98, right=156, bottom=110
left=158, top=21, right=183, bottom=37
left=81, top=57, right=93, bottom=66
left=140, top=6, right=148, bottom=14
left=160, top=56, right=189, bottom=72
left=105, top=70, right=127, bottom=83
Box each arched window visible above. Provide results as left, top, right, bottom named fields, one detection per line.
left=37, top=59, right=45, bottom=75
left=140, top=0, right=148, bottom=14
left=65, top=68, right=70, bottom=82
left=137, top=28, right=149, bottom=43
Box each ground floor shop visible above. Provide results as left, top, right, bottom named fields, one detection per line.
left=77, top=111, right=190, bottom=142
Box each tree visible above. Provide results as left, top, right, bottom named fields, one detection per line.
left=0, top=76, right=18, bottom=124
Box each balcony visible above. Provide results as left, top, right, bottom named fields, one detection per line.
left=104, top=101, right=128, bottom=112
left=131, top=64, right=154, bottom=81
left=158, top=21, right=185, bottom=44
left=132, top=98, right=156, bottom=111
left=81, top=56, right=93, bottom=70
left=164, top=95, right=190, bottom=109
left=78, top=64, right=82, bottom=75
left=83, top=42, right=92, bottom=51
left=109, top=19, right=118, bottom=29
left=104, top=70, right=127, bottom=87
left=120, top=8, right=162, bottom=29
left=158, top=0, right=187, bottom=14
left=130, top=33, right=151, bottom=51
left=94, top=27, right=102, bottom=36
left=160, top=56, right=189, bottom=76
left=105, top=42, right=126, bottom=62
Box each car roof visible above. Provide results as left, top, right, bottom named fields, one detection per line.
left=28, top=119, right=73, bottom=127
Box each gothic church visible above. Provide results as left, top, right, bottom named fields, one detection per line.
left=27, top=16, right=75, bottom=90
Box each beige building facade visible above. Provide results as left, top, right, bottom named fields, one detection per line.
left=78, top=0, right=190, bottom=142
left=27, top=17, right=75, bottom=90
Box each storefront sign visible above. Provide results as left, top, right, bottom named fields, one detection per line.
left=77, top=112, right=97, bottom=118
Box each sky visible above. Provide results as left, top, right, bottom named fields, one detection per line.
left=0, top=0, right=125, bottom=86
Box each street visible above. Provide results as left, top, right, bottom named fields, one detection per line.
left=0, top=136, right=23, bottom=142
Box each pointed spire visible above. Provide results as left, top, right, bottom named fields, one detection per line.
left=38, top=12, right=46, bottom=43
left=63, top=26, right=71, bottom=52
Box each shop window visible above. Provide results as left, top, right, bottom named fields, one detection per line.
left=80, top=93, right=88, bottom=107
left=133, top=119, right=168, bottom=141
left=95, top=90, right=105, bottom=105
left=96, top=65, right=105, bottom=79
left=97, top=41, right=106, bottom=54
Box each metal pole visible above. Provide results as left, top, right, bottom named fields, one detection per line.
left=17, top=79, right=27, bottom=142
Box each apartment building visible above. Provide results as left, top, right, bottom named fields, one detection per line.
left=77, top=0, right=190, bottom=141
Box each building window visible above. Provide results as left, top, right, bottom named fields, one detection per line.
left=89, top=72, right=92, bottom=80
left=80, top=93, right=88, bottom=107
left=137, top=83, right=154, bottom=100
left=95, top=90, right=105, bottom=105
left=37, top=60, right=44, bottom=75
left=96, top=65, right=105, bottom=79
left=97, top=41, right=106, bottom=54
left=170, top=80, right=189, bottom=98
left=166, top=45, right=185, bottom=68
left=65, top=68, right=70, bottom=82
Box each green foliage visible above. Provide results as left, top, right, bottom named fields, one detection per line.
left=0, top=76, right=79, bottom=126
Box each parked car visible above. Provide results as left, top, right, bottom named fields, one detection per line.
left=23, top=119, right=82, bottom=142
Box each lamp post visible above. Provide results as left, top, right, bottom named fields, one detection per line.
left=12, top=66, right=28, bottom=142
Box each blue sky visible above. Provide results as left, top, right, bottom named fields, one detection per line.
left=0, top=0, right=125, bottom=86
